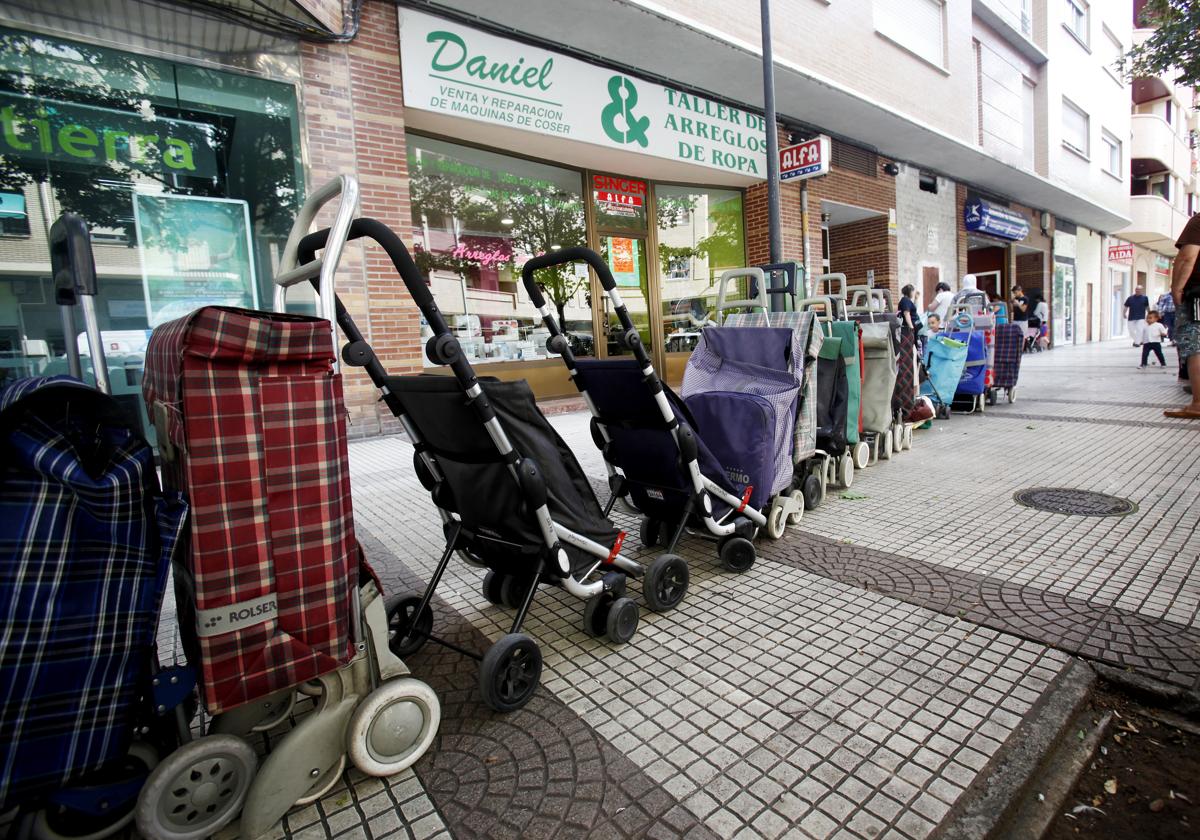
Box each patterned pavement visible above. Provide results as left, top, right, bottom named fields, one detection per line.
left=135, top=337, right=1193, bottom=839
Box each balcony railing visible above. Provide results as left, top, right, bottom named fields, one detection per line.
left=1118, top=195, right=1188, bottom=253
left=1131, top=114, right=1192, bottom=180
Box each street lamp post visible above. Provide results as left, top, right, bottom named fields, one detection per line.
left=761, top=0, right=782, bottom=266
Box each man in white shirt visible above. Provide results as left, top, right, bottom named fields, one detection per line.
left=926, top=281, right=954, bottom=325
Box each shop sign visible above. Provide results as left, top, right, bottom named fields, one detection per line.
left=133, top=194, right=258, bottom=327
left=778, top=135, right=830, bottom=181
left=399, top=9, right=767, bottom=178
left=1156, top=254, right=1172, bottom=275
left=593, top=175, right=645, bottom=218
left=964, top=196, right=1029, bottom=241
left=1, top=95, right=218, bottom=178
left=1107, top=243, right=1134, bottom=262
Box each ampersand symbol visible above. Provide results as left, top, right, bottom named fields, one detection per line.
left=601, top=75, right=650, bottom=147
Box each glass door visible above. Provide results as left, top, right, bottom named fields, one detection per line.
left=590, top=173, right=655, bottom=363
left=598, top=234, right=651, bottom=358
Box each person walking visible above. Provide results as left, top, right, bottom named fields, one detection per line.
left=1124, top=285, right=1150, bottom=346
left=1165, top=215, right=1200, bottom=419
left=1156, top=289, right=1176, bottom=342
left=1139, top=312, right=1168, bottom=369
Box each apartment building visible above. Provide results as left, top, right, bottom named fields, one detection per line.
left=1113, top=0, right=1200, bottom=337
left=0, top=0, right=1156, bottom=438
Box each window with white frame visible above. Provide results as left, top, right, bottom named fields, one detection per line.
left=874, top=0, right=947, bottom=68
left=1062, top=98, right=1090, bottom=156
left=1102, top=26, right=1122, bottom=83
left=1065, top=0, right=1089, bottom=46
left=1100, top=130, right=1122, bottom=178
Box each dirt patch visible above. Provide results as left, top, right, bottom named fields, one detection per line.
left=1045, top=687, right=1200, bottom=840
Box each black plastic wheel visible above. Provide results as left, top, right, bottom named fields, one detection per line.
left=986, top=389, right=998, bottom=406
left=718, top=536, right=756, bottom=573
left=644, top=554, right=689, bottom=612
left=582, top=594, right=608, bottom=637
left=802, top=474, right=824, bottom=510
left=482, top=570, right=505, bottom=605
left=500, top=574, right=531, bottom=610
left=605, top=597, right=639, bottom=644
left=385, top=594, right=432, bottom=658
left=638, top=516, right=662, bottom=549
left=479, top=633, right=542, bottom=712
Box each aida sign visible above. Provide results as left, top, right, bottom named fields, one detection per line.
left=779, top=136, right=831, bottom=181
left=1107, top=243, right=1134, bottom=262
left=399, top=9, right=767, bottom=178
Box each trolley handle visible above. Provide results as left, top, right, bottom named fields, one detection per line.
left=796, top=295, right=846, bottom=323
left=716, top=267, right=769, bottom=319
left=816, top=272, right=848, bottom=300
left=49, top=214, right=109, bottom=395
left=274, top=176, right=360, bottom=338
left=298, top=218, right=478, bottom=389
left=521, top=246, right=653, bottom=371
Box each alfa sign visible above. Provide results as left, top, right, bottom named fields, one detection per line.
left=399, top=10, right=767, bottom=178
left=964, top=197, right=1029, bottom=241
left=1107, top=244, right=1134, bottom=262
left=779, top=136, right=830, bottom=181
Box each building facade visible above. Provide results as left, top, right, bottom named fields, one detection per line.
left=0, top=0, right=1176, bottom=440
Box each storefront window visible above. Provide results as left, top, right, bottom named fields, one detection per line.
left=0, top=28, right=303, bottom=435
left=408, top=135, right=591, bottom=364
left=655, top=184, right=745, bottom=354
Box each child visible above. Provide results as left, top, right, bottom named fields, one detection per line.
left=925, top=313, right=941, bottom=333
left=1140, top=311, right=1168, bottom=368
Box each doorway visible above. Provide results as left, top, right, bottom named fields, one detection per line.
left=922, top=266, right=940, bottom=314
left=598, top=234, right=652, bottom=359
left=973, top=270, right=1002, bottom=301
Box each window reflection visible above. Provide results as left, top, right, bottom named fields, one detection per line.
left=408, top=135, right=591, bottom=364
left=656, top=184, right=746, bottom=354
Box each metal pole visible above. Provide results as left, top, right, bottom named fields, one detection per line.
left=800, top=184, right=812, bottom=297
left=761, top=0, right=782, bottom=266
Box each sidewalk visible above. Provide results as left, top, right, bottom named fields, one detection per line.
left=218, top=338, right=1194, bottom=840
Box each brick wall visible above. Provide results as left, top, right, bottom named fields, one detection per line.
left=745, top=130, right=897, bottom=296
left=300, top=0, right=419, bottom=437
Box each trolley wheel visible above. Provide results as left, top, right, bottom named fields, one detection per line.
left=134, top=735, right=256, bottom=840
left=986, top=389, right=997, bottom=406
left=638, top=516, right=663, bottom=549
left=879, top=433, right=892, bottom=461
left=1007, top=387, right=1017, bottom=404
left=385, top=594, right=432, bottom=659
left=582, top=593, right=608, bottom=637
left=31, top=743, right=159, bottom=840
left=853, top=441, right=870, bottom=470
left=903, top=426, right=913, bottom=450
left=347, top=678, right=440, bottom=777
left=977, top=393, right=986, bottom=414
left=605, top=597, right=640, bottom=644
left=802, top=473, right=823, bottom=512
left=936, top=404, right=951, bottom=420
left=893, top=424, right=905, bottom=453
left=766, top=500, right=788, bottom=540
left=839, top=454, right=855, bottom=489
left=482, top=570, right=506, bottom=606
left=643, top=554, right=689, bottom=612
left=479, top=633, right=542, bottom=712
left=718, top=535, right=756, bottom=573
left=500, top=575, right=530, bottom=610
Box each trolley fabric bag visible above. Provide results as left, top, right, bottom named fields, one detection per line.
left=142, top=306, right=357, bottom=714
left=0, top=376, right=186, bottom=808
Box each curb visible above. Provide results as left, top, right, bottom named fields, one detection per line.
left=1092, top=662, right=1200, bottom=718
left=931, top=657, right=1098, bottom=840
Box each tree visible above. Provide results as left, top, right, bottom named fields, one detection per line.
left=1121, top=1, right=1200, bottom=87
left=504, top=186, right=586, bottom=329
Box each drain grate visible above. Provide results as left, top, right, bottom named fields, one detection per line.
left=1013, top=487, right=1137, bottom=517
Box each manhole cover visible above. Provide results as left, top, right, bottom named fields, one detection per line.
left=1013, top=487, right=1137, bottom=517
